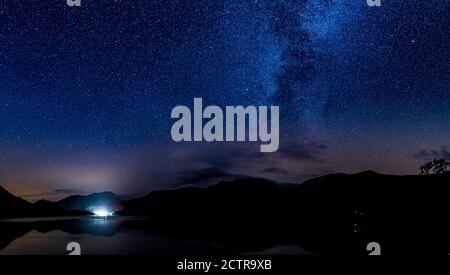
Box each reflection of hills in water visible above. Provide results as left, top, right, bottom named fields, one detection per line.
left=0, top=217, right=310, bottom=255
left=1, top=171, right=450, bottom=255
left=0, top=217, right=121, bottom=252
left=117, top=172, right=450, bottom=255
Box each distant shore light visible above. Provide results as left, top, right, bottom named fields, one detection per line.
left=93, top=208, right=113, bottom=217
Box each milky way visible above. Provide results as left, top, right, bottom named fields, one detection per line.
left=0, top=0, right=449, bottom=200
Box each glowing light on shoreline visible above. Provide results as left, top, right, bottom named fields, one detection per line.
left=93, top=208, right=113, bottom=217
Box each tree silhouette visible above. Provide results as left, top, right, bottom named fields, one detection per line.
left=420, top=158, right=449, bottom=175
left=420, top=161, right=433, bottom=175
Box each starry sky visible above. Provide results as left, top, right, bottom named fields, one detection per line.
left=0, top=0, right=449, bottom=201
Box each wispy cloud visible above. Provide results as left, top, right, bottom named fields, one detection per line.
left=260, top=167, right=289, bottom=174
left=170, top=167, right=248, bottom=187
left=413, top=146, right=450, bottom=160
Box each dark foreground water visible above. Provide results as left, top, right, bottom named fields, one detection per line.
left=0, top=216, right=307, bottom=255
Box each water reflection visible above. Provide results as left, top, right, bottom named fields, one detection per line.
left=0, top=216, right=307, bottom=255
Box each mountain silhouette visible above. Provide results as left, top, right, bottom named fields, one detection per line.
left=119, top=178, right=282, bottom=218
left=118, top=172, right=450, bottom=255
left=32, top=200, right=92, bottom=217
left=56, top=192, right=124, bottom=212
left=3, top=171, right=450, bottom=255
left=0, top=186, right=33, bottom=219
left=0, top=186, right=92, bottom=219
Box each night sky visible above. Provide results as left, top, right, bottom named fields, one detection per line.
left=0, top=0, right=449, bottom=200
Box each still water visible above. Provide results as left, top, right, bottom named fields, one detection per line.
left=0, top=216, right=306, bottom=255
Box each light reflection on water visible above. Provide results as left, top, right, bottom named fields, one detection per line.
left=0, top=216, right=304, bottom=255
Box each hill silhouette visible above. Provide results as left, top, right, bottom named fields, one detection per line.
left=0, top=186, right=33, bottom=219
left=119, top=178, right=283, bottom=227
left=2, top=171, right=450, bottom=254
left=32, top=200, right=91, bottom=217
left=56, top=192, right=124, bottom=212
left=0, top=186, right=92, bottom=219
left=118, top=171, right=450, bottom=254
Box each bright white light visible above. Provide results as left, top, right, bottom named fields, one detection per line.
left=94, top=208, right=112, bottom=217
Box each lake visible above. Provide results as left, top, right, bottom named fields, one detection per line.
left=0, top=216, right=308, bottom=255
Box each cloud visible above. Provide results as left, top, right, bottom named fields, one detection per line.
left=278, top=142, right=327, bottom=162
left=170, top=167, right=247, bottom=187
left=413, top=146, right=450, bottom=161
left=188, top=141, right=327, bottom=170
left=193, top=154, right=236, bottom=169
left=260, top=167, right=289, bottom=174
left=137, top=140, right=329, bottom=192
left=53, top=188, right=76, bottom=194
